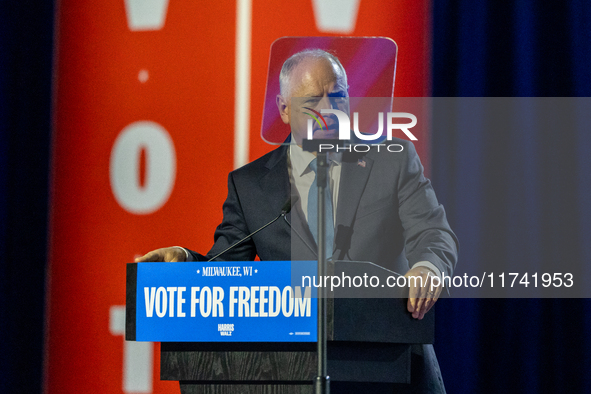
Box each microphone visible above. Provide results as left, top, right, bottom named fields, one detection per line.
left=207, top=196, right=297, bottom=262
left=280, top=196, right=296, bottom=214
left=282, top=198, right=318, bottom=257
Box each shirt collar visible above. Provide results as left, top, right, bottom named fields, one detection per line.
left=289, top=137, right=341, bottom=178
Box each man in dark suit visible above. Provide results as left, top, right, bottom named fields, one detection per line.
left=137, top=49, right=458, bottom=392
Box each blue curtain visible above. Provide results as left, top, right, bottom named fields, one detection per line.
left=0, top=2, right=54, bottom=393
left=432, top=1, right=591, bottom=392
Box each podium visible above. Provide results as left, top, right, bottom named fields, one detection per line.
left=126, top=260, right=434, bottom=393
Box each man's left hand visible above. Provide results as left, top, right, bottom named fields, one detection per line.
left=405, top=266, right=442, bottom=320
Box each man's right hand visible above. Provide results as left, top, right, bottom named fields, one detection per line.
left=134, top=247, right=188, bottom=262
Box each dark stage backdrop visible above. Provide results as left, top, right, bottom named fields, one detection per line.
left=1, top=1, right=591, bottom=393
left=0, top=2, right=54, bottom=394
left=431, top=1, right=591, bottom=393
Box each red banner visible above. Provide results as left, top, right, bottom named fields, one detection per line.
left=45, top=1, right=431, bottom=392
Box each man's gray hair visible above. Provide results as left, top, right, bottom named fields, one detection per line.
left=279, top=49, right=347, bottom=97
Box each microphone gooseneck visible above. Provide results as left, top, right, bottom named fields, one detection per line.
left=207, top=196, right=297, bottom=262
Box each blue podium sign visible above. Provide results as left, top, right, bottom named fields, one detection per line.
left=134, top=260, right=317, bottom=342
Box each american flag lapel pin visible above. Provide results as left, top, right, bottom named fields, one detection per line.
left=357, top=159, right=366, bottom=167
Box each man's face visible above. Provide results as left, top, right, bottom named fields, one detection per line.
left=277, top=57, right=349, bottom=145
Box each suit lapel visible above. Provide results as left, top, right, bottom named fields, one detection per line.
left=258, top=148, right=375, bottom=260
left=259, top=145, right=318, bottom=259
left=259, top=145, right=290, bottom=214
left=334, top=153, right=374, bottom=258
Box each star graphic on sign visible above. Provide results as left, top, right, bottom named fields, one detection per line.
left=255, top=269, right=258, bottom=273
left=196, top=269, right=200, bottom=274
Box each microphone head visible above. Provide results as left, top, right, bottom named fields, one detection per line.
left=281, top=195, right=299, bottom=214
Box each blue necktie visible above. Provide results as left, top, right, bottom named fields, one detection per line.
left=307, top=158, right=334, bottom=259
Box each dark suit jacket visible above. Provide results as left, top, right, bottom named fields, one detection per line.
left=190, top=138, right=458, bottom=277
left=185, top=139, right=457, bottom=392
